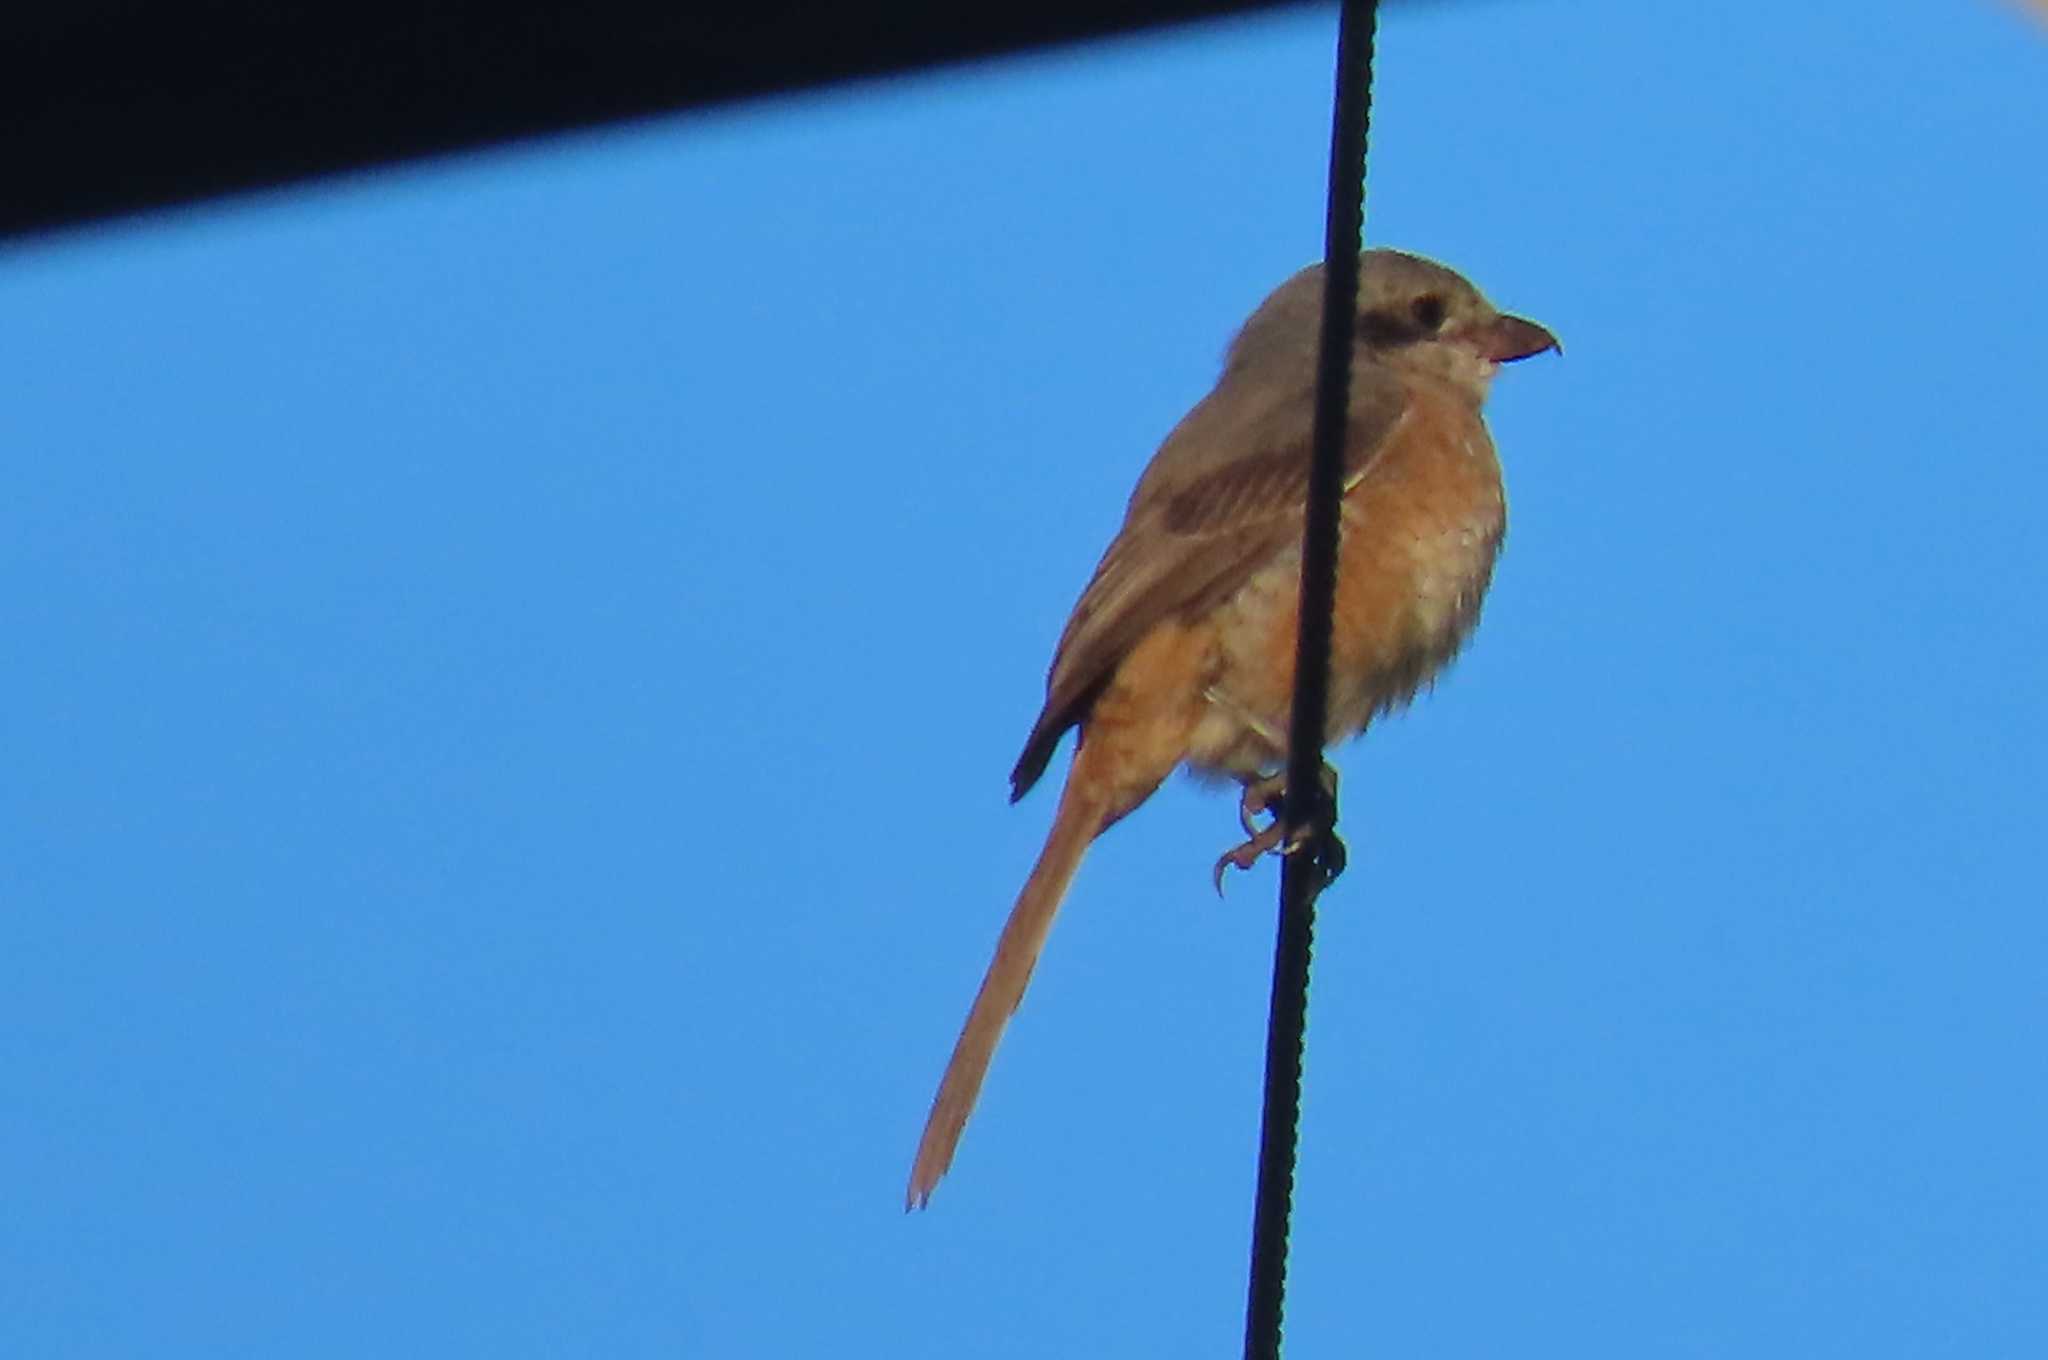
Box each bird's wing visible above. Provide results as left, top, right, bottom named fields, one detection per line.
left=1009, top=363, right=1412, bottom=799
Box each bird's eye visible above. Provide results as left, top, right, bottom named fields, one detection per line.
left=1411, top=295, right=1447, bottom=331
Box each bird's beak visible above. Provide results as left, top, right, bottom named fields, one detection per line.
left=1476, top=313, right=1560, bottom=363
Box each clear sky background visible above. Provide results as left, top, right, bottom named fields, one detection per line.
left=5, top=1, right=2045, bottom=1355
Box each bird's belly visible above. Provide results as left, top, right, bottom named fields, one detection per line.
left=1324, top=492, right=1503, bottom=737
left=1184, top=426, right=1504, bottom=780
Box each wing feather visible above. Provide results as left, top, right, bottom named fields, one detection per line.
left=1009, top=362, right=1411, bottom=798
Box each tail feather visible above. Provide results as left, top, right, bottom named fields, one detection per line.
left=905, top=777, right=1104, bottom=1209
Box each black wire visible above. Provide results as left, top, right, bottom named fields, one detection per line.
left=1243, top=2, right=1378, bottom=1356
left=5, top=0, right=1456, bottom=243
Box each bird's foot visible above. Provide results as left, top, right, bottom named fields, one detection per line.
left=1212, top=762, right=1346, bottom=894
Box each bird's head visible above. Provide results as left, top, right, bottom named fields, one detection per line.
left=1230, top=248, right=1558, bottom=400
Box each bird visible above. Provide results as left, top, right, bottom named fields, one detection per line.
left=906, top=248, right=1557, bottom=1209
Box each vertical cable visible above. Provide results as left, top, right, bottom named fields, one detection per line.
left=1242, top=3, right=1379, bottom=1356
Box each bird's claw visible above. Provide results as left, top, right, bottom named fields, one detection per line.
left=1212, top=818, right=1290, bottom=895
left=1212, top=763, right=1346, bottom=895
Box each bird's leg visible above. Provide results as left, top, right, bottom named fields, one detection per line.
left=1200, top=686, right=1290, bottom=838
left=1212, top=761, right=1345, bottom=893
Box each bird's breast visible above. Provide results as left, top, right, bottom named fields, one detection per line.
left=1327, top=397, right=1504, bottom=736
left=1185, top=391, right=1506, bottom=779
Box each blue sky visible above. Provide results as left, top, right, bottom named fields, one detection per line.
left=5, top=1, right=2045, bottom=1355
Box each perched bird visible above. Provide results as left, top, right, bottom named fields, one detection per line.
left=907, top=249, right=1557, bottom=1208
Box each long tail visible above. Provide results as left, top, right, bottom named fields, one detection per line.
left=905, top=774, right=1106, bottom=1209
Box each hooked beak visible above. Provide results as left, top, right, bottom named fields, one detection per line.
left=1476, top=313, right=1560, bottom=363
